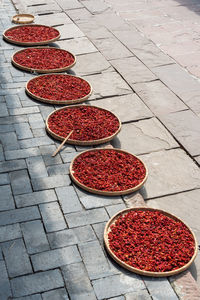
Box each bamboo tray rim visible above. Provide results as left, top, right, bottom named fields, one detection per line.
left=69, top=148, right=148, bottom=196
left=45, top=104, right=122, bottom=145
left=12, top=14, right=34, bottom=24
left=12, top=47, right=76, bottom=74
left=104, top=207, right=198, bottom=277
left=3, top=24, right=60, bottom=46
left=25, top=73, right=93, bottom=105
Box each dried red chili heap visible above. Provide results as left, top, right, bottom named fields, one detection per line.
left=72, top=149, right=146, bottom=191
left=13, top=48, right=75, bottom=70
left=27, top=74, right=91, bottom=101
left=48, top=106, right=120, bottom=141
left=108, top=210, right=195, bottom=272
left=5, top=25, right=59, bottom=43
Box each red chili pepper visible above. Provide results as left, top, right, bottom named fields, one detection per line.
left=108, top=210, right=195, bottom=272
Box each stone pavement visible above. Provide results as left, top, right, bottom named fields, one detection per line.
left=0, top=0, right=200, bottom=298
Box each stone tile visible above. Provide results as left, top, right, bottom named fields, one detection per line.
left=15, top=190, right=57, bottom=207
left=90, top=93, right=152, bottom=123
left=106, top=203, right=126, bottom=217
left=138, top=149, right=200, bottom=199
left=0, top=124, right=14, bottom=132
left=92, top=222, right=107, bottom=243
left=111, top=57, right=157, bottom=85
left=56, top=0, right=83, bottom=9
left=27, top=2, right=62, bottom=14
left=0, top=159, right=26, bottom=173
left=32, top=174, right=71, bottom=191
left=39, top=105, right=54, bottom=121
left=59, top=23, right=85, bottom=39
left=47, top=163, right=70, bottom=176
left=56, top=186, right=82, bottom=213
left=92, top=273, right=145, bottom=299
left=0, top=132, right=19, bottom=150
left=81, top=0, right=110, bottom=14
left=48, top=225, right=96, bottom=249
left=39, top=202, right=66, bottom=232
left=67, top=8, right=92, bottom=23
left=0, top=206, right=40, bottom=226
left=133, top=80, right=187, bottom=115
left=57, top=37, right=97, bottom=55
left=0, top=173, right=10, bottom=185
left=195, top=156, right=200, bottom=165
left=62, top=262, right=96, bottom=300
left=26, top=156, right=48, bottom=179
left=0, top=223, right=21, bottom=242
left=0, top=115, right=28, bottom=125
left=78, top=20, right=113, bottom=40
left=73, top=52, right=113, bottom=76
left=14, top=123, right=33, bottom=139
left=2, top=239, right=32, bottom=277
left=39, top=145, right=62, bottom=166
left=9, top=106, right=39, bottom=116
left=0, top=102, right=8, bottom=117
left=42, top=288, right=69, bottom=300
left=11, top=270, right=64, bottom=297
left=0, top=261, right=12, bottom=299
left=10, top=170, right=32, bottom=195
left=160, top=110, right=200, bottom=156
left=28, top=113, right=44, bottom=129
left=0, top=144, right=4, bottom=161
left=85, top=72, right=132, bottom=100
left=32, top=128, right=46, bottom=137
left=109, top=297, right=124, bottom=300
left=19, top=136, right=54, bottom=149
left=21, top=220, right=49, bottom=254
left=0, top=184, right=15, bottom=211
left=35, top=12, right=72, bottom=26
left=125, top=290, right=151, bottom=300
left=31, top=246, right=81, bottom=271
left=65, top=208, right=109, bottom=227
left=5, top=148, right=40, bottom=160
left=14, top=295, right=42, bottom=300
left=143, top=277, right=178, bottom=300
left=5, top=94, right=21, bottom=108
left=112, top=118, right=177, bottom=155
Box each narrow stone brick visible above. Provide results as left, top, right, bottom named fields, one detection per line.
left=19, top=136, right=53, bottom=149
left=106, top=204, right=126, bottom=217
left=11, top=269, right=64, bottom=297
left=143, top=277, right=178, bottom=300
left=5, top=94, right=21, bottom=108
left=60, top=151, right=77, bottom=163
left=0, top=132, right=19, bottom=150
left=47, top=163, right=70, bottom=176
left=26, top=156, right=48, bottom=178
left=0, top=206, right=40, bottom=226
left=56, top=186, right=82, bottom=214
left=32, top=128, right=46, bottom=137
left=126, top=290, right=151, bottom=300
left=14, top=123, right=33, bottom=139
left=31, top=245, right=81, bottom=271
left=65, top=208, right=109, bottom=227
left=0, top=173, right=10, bottom=185
left=32, top=175, right=71, bottom=191
left=42, top=288, right=69, bottom=300
left=62, top=262, right=96, bottom=300
left=0, top=184, right=15, bottom=211
left=10, top=170, right=32, bottom=195
left=0, top=248, right=3, bottom=260
left=0, top=115, right=28, bottom=125
left=13, top=295, right=42, bottom=300
left=21, top=220, right=49, bottom=254
left=0, top=124, right=14, bottom=132
left=9, top=106, right=39, bottom=116
left=0, top=261, right=12, bottom=299
left=0, top=223, right=21, bottom=242
left=39, top=145, right=62, bottom=167
left=0, top=144, right=4, bottom=161
left=5, top=148, right=40, bottom=160
left=2, top=238, right=32, bottom=277
left=92, top=222, right=107, bottom=243
left=15, top=190, right=57, bottom=208
left=0, top=102, right=8, bottom=117
left=28, top=113, right=44, bottom=129
left=39, top=202, right=66, bottom=232
left=0, top=159, right=26, bottom=173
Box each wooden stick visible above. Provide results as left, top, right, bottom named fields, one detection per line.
left=52, top=130, right=73, bottom=157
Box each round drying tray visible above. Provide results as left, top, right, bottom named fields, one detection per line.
left=46, top=105, right=121, bottom=145
left=70, top=148, right=148, bottom=196
left=3, top=24, right=60, bottom=46
left=12, top=47, right=76, bottom=73
left=26, top=73, right=92, bottom=105
left=12, top=14, right=34, bottom=24
left=104, top=207, right=198, bottom=277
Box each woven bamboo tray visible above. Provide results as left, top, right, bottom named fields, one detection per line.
left=3, top=24, right=60, bottom=46
left=70, top=148, right=148, bottom=196
left=12, top=47, right=76, bottom=74
left=12, top=14, right=34, bottom=24
left=46, top=105, right=121, bottom=145
left=104, top=207, right=198, bottom=277
left=26, top=73, right=92, bottom=105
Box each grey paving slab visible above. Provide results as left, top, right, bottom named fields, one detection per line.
left=0, top=124, right=14, bottom=132
left=0, top=144, right=4, bottom=161
left=106, top=203, right=126, bottom=217
left=73, top=52, right=113, bottom=76
left=21, top=220, right=49, bottom=254
left=31, top=245, right=81, bottom=271
left=0, top=132, right=19, bottom=150
left=47, top=163, right=70, bottom=176
left=133, top=80, right=187, bottom=115
left=0, top=184, right=15, bottom=211
left=125, top=290, right=151, bottom=300
left=32, top=174, right=71, bottom=191
left=85, top=72, right=132, bottom=100
left=14, top=123, right=33, bottom=139
left=57, top=37, right=97, bottom=55
left=27, top=2, right=62, bottom=14
left=59, top=23, right=85, bottom=39
left=0, top=260, right=12, bottom=299
left=89, top=93, right=152, bottom=123
left=2, top=238, right=32, bottom=277
left=10, top=170, right=32, bottom=195
left=78, top=20, right=113, bottom=39
left=56, top=186, right=82, bottom=213
left=11, top=269, right=64, bottom=297
left=42, top=288, right=69, bottom=300
left=109, top=297, right=124, bottom=300
left=39, top=202, right=67, bottom=232
left=0, top=102, right=8, bottom=116
left=19, top=136, right=54, bottom=148
left=0, top=206, right=40, bottom=226
left=5, top=94, right=21, bottom=108
left=160, top=110, right=200, bottom=156
left=143, top=277, right=178, bottom=300
left=81, top=0, right=110, bottom=14
left=0, top=173, right=10, bottom=185
left=62, top=262, right=96, bottom=300
left=61, top=7, right=93, bottom=23
left=32, top=128, right=46, bottom=137
left=138, top=149, right=200, bottom=199
left=5, top=148, right=40, bottom=160
left=14, top=295, right=42, bottom=300
left=0, top=159, right=26, bottom=173
left=92, top=222, right=107, bottom=243
left=65, top=207, right=109, bottom=227
left=39, top=106, right=55, bottom=121
left=0, top=223, right=21, bottom=242
left=28, top=113, right=44, bottom=130
left=9, top=106, right=39, bottom=116
left=26, top=156, right=48, bottom=179
left=35, top=12, right=72, bottom=26
left=112, top=118, right=177, bottom=155
left=0, top=115, right=28, bottom=125
left=48, top=225, right=96, bottom=249
left=15, top=190, right=57, bottom=208
left=56, top=0, right=83, bottom=10
left=92, top=273, right=145, bottom=299
left=39, top=145, right=62, bottom=166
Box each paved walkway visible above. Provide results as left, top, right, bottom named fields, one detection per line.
left=0, top=0, right=200, bottom=298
